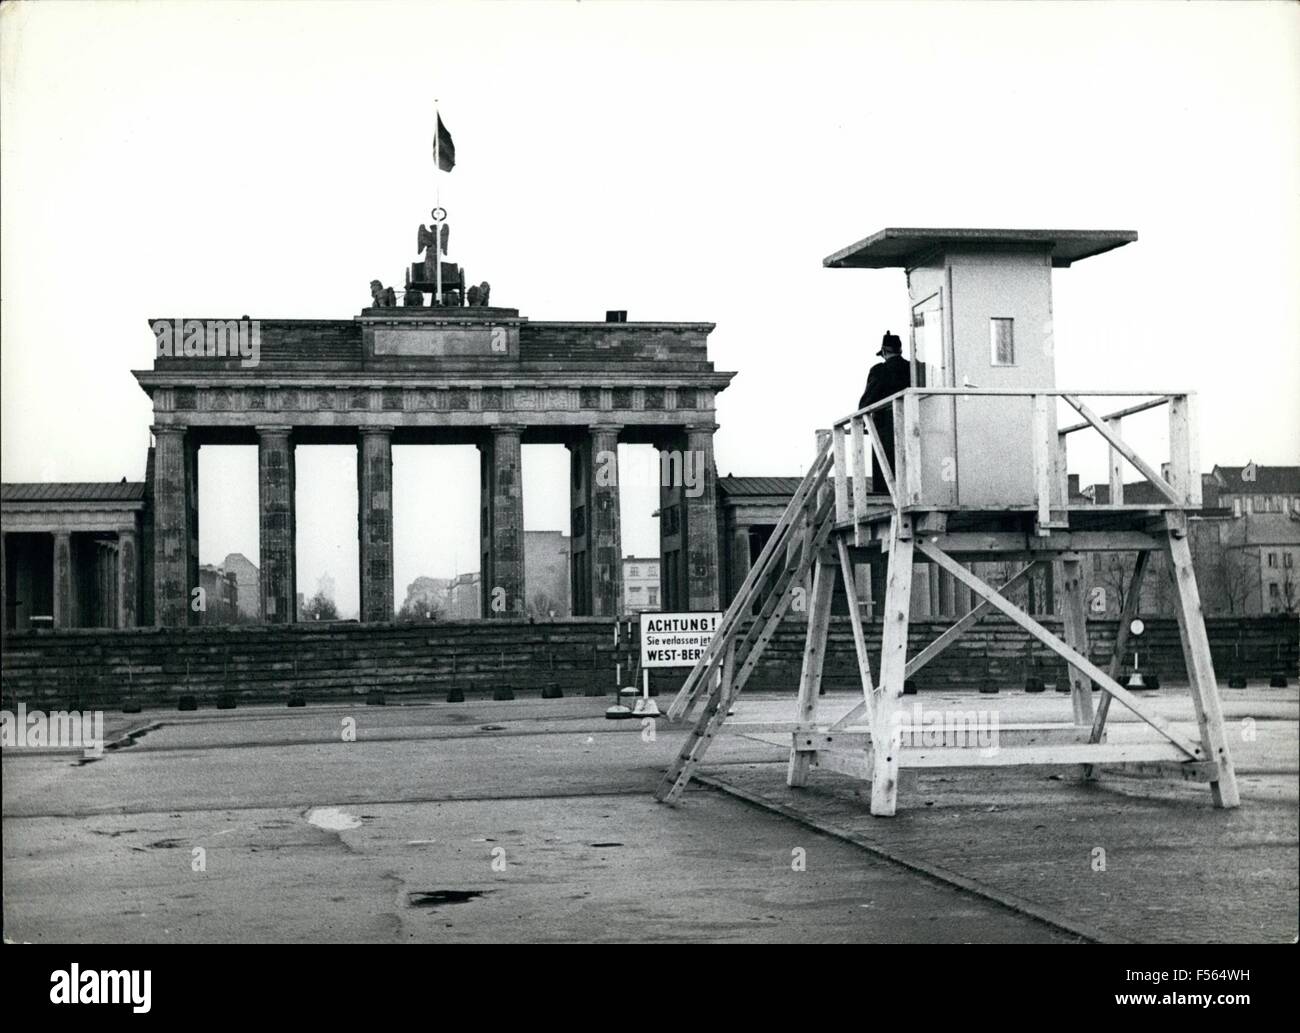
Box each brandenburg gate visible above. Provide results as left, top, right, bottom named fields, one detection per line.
left=135, top=302, right=733, bottom=626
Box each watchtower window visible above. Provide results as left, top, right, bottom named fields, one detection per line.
left=989, top=318, right=1015, bottom=365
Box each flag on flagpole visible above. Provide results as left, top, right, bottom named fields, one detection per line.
left=434, top=113, right=455, bottom=172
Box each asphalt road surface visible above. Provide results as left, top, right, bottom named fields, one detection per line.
left=4, top=687, right=1295, bottom=943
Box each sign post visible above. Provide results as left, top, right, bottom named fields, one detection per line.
left=637, top=611, right=722, bottom=717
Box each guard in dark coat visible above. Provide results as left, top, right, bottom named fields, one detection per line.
left=858, top=331, right=911, bottom=492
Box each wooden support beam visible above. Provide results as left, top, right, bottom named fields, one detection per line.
left=666, top=448, right=832, bottom=719
left=1109, top=760, right=1219, bottom=783
left=1107, top=416, right=1124, bottom=505
left=850, top=416, right=870, bottom=545
left=1089, top=550, right=1150, bottom=751
left=914, top=540, right=1203, bottom=759
left=925, top=531, right=1164, bottom=555
left=1167, top=395, right=1201, bottom=506
left=1056, top=431, right=1070, bottom=506
left=863, top=411, right=896, bottom=504
left=1062, top=395, right=1182, bottom=505
left=1164, top=512, right=1239, bottom=808
left=1032, top=393, right=1052, bottom=532
left=812, top=750, right=872, bottom=780
left=832, top=424, right=849, bottom=523
left=904, top=560, right=1037, bottom=680
left=1058, top=555, right=1094, bottom=726
left=804, top=725, right=1096, bottom=753
left=1058, top=395, right=1171, bottom=435
left=793, top=730, right=872, bottom=753
left=898, top=741, right=1196, bottom=769
left=871, top=517, right=914, bottom=816
left=656, top=504, right=838, bottom=805
left=787, top=559, right=836, bottom=788
left=836, top=536, right=875, bottom=727
left=899, top=394, right=923, bottom=508
left=731, top=502, right=835, bottom=693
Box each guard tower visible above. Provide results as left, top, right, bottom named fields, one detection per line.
left=656, top=227, right=1239, bottom=816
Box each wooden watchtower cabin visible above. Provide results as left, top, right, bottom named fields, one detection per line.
left=657, top=227, right=1239, bottom=816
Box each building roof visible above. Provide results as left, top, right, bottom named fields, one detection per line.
left=1210, top=466, right=1300, bottom=495
left=823, top=227, right=1138, bottom=270
left=718, top=476, right=805, bottom=498
left=1083, top=481, right=1178, bottom=506
left=1, top=482, right=145, bottom=503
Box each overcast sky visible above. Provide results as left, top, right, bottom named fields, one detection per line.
left=3, top=1, right=1297, bottom=616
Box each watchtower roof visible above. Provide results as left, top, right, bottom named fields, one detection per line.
left=823, top=227, right=1138, bottom=269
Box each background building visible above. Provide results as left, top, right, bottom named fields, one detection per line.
left=524, top=530, right=570, bottom=618
left=447, top=572, right=481, bottom=619
left=621, top=555, right=660, bottom=614
left=221, top=553, right=260, bottom=619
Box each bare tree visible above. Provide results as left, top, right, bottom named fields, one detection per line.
left=1278, top=566, right=1299, bottom=615
left=301, top=590, right=339, bottom=622
left=1097, top=552, right=1136, bottom=615
left=1208, top=548, right=1260, bottom=615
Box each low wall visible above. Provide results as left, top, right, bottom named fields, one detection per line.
left=1, top=615, right=1295, bottom=710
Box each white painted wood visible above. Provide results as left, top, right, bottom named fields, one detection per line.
left=1059, top=556, right=1094, bottom=726
left=787, top=559, right=836, bottom=787
left=667, top=448, right=831, bottom=719
left=863, top=411, right=897, bottom=503
left=1165, top=514, right=1240, bottom=808
left=812, top=750, right=872, bottom=779
left=1032, top=393, right=1052, bottom=531
left=836, top=536, right=875, bottom=726
left=832, top=424, right=849, bottom=523
left=1168, top=395, right=1201, bottom=505
left=898, top=741, right=1194, bottom=768
left=1058, top=395, right=1170, bottom=435
left=1062, top=394, right=1182, bottom=505
left=871, top=518, right=914, bottom=816
left=904, top=560, right=1037, bottom=679
left=915, top=540, right=1203, bottom=759
left=1106, top=415, right=1124, bottom=505
left=901, top=394, right=923, bottom=507
left=1089, top=550, right=1150, bottom=748
left=850, top=416, right=870, bottom=544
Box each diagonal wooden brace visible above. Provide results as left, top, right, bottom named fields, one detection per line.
left=915, top=540, right=1202, bottom=760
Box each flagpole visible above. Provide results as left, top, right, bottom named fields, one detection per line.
left=434, top=102, right=443, bottom=306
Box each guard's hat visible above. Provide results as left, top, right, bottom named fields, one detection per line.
left=877, top=331, right=903, bottom=357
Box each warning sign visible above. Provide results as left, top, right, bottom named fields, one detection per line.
left=640, top=611, right=721, bottom=668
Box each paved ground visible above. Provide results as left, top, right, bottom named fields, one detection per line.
left=3, top=683, right=1296, bottom=943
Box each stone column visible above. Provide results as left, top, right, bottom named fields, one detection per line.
left=357, top=426, right=395, bottom=623
left=730, top=524, right=752, bottom=604
left=683, top=424, right=721, bottom=612
left=152, top=425, right=197, bottom=626
left=117, top=525, right=138, bottom=628
left=257, top=426, right=296, bottom=623
left=658, top=436, right=688, bottom=613
left=567, top=438, right=592, bottom=616
left=480, top=425, right=525, bottom=617
left=588, top=426, right=623, bottom=616
left=53, top=531, right=77, bottom=628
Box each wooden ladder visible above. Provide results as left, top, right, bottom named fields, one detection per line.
left=656, top=441, right=835, bottom=804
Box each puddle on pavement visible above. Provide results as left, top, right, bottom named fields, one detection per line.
left=407, top=890, right=488, bottom=909
left=305, top=807, right=362, bottom=831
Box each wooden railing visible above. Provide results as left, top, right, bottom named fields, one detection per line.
left=829, top=389, right=1201, bottom=527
